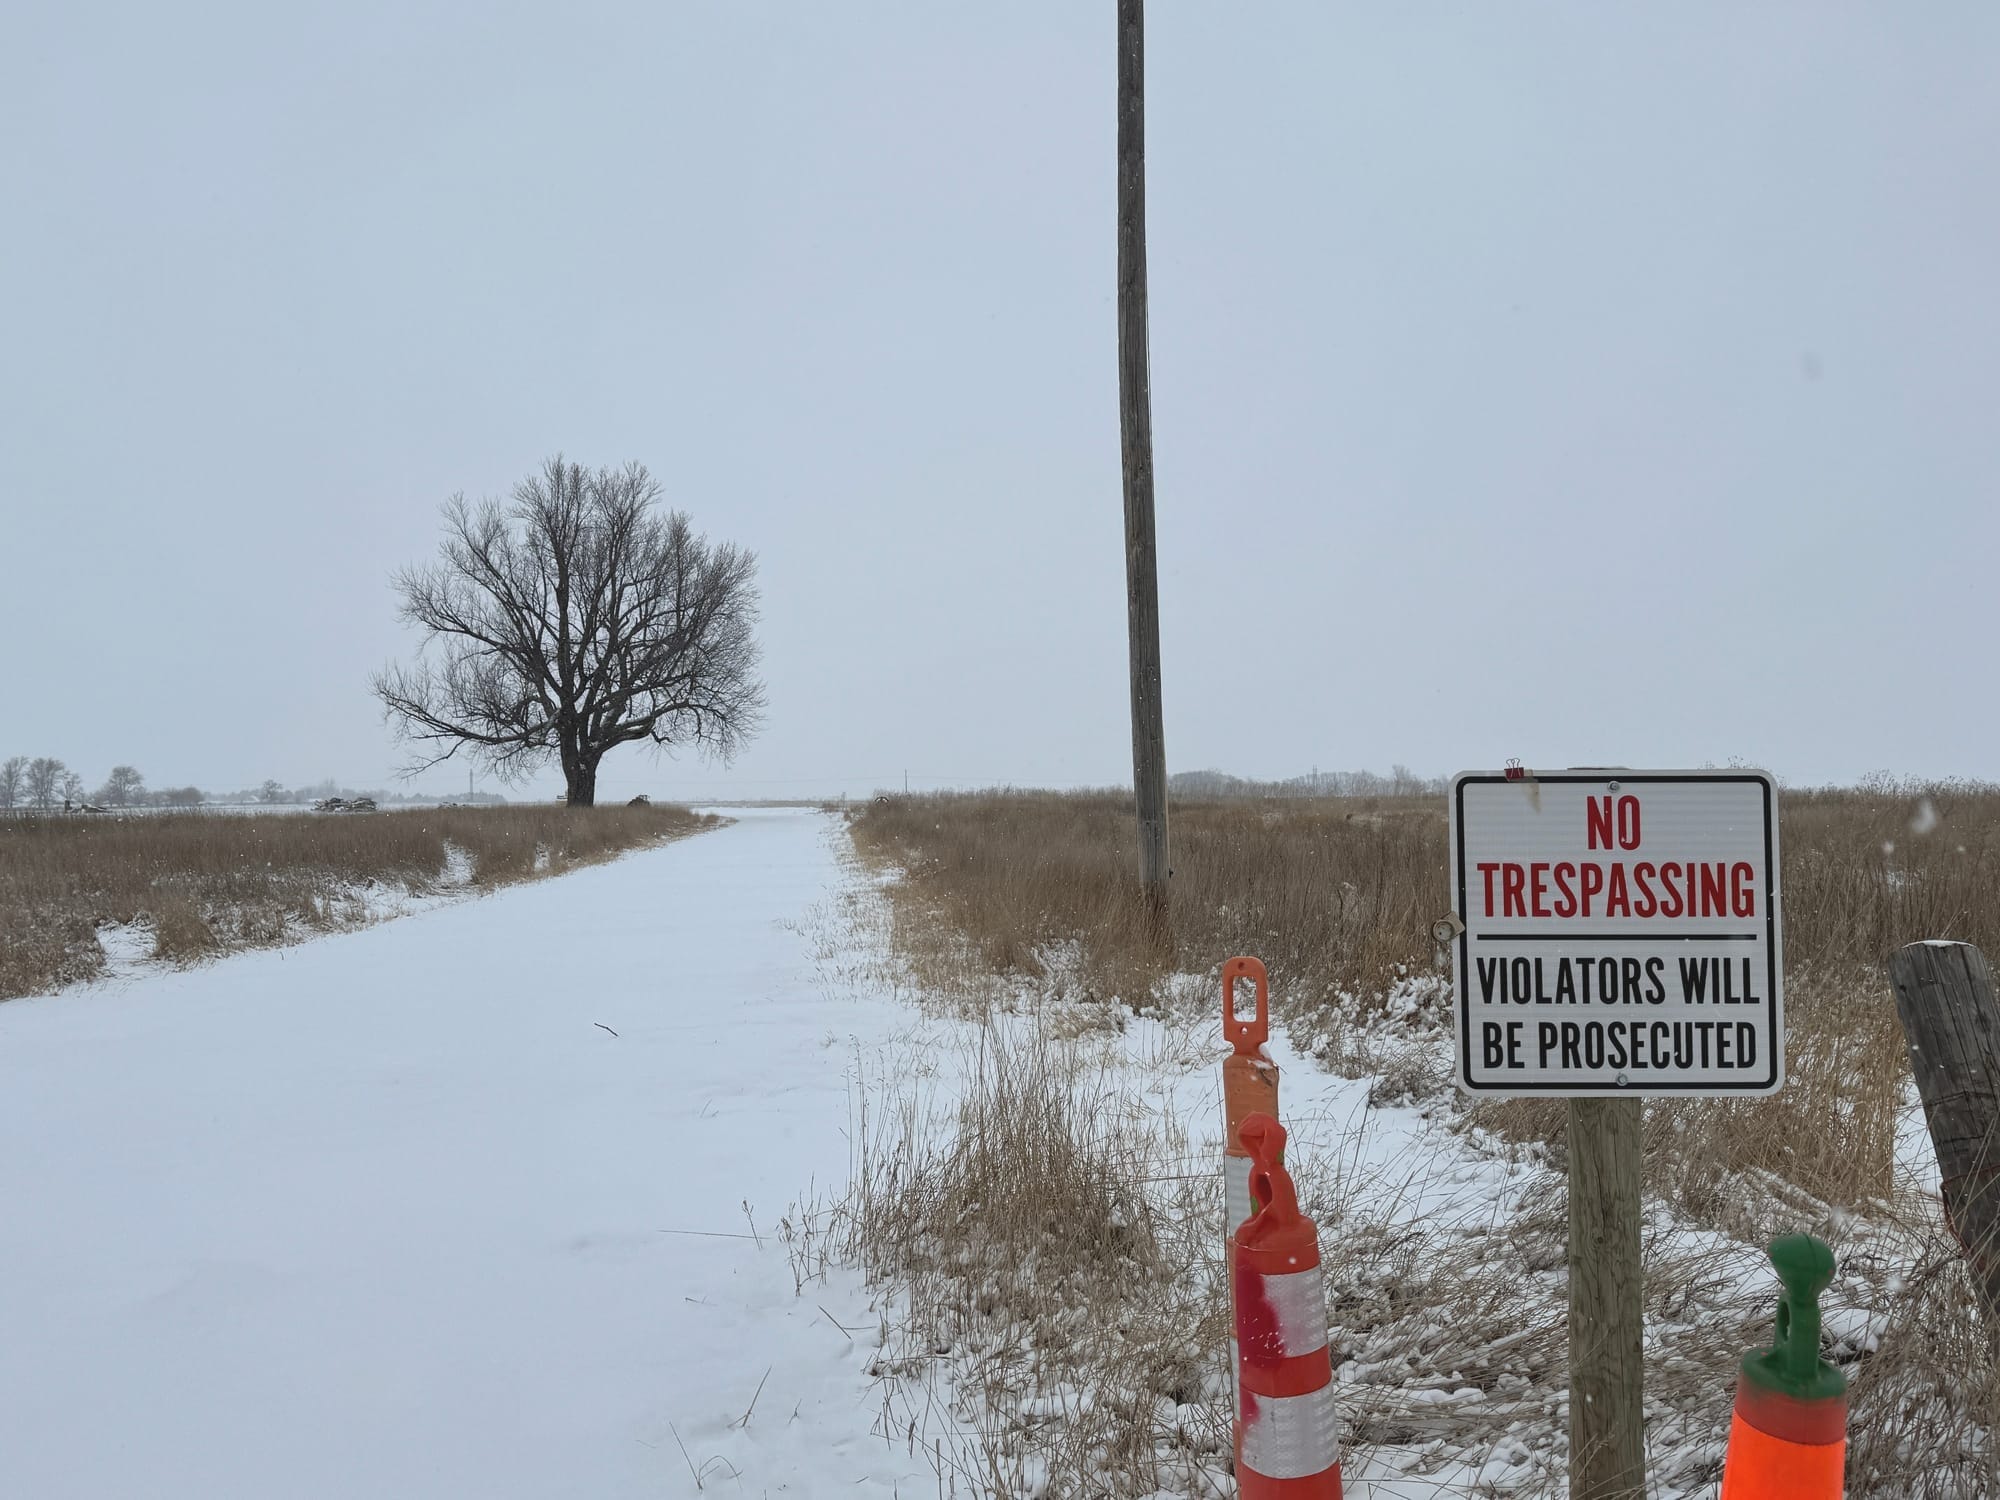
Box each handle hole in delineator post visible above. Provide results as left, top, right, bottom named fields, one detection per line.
left=1231, top=977, right=1257, bottom=1024
left=1222, top=955, right=1269, bottom=1049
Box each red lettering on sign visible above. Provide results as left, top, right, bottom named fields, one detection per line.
left=1552, top=863, right=1577, bottom=917
left=1616, top=797, right=1642, bottom=850
left=1700, top=863, right=1726, bottom=917
left=1605, top=864, right=1631, bottom=918
left=1731, top=862, right=1756, bottom=918
left=1475, top=859, right=1763, bottom=922
left=1658, top=862, right=1683, bottom=917
left=1579, top=863, right=1605, bottom=917
left=1587, top=797, right=1614, bottom=850
left=1632, top=862, right=1657, bottom=917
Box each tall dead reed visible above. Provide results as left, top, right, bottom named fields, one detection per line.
left=852, top=783, right=2000, bottom=1015
left=850, top=790, right=1443, bottom=1013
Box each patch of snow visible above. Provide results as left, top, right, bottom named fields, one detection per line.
left=90, top=919, right=165, bottom=984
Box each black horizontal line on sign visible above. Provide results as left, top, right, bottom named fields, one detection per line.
left=1471, top=933, right=1760, bottom=943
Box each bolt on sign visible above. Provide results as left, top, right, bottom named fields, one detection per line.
left=1448, top=770, right=1784, bottom=1096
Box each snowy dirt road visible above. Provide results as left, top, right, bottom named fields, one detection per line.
left=0, top=809, right=933, bottom=1500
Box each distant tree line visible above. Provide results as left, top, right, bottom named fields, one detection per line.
left=0, top=758, right=202, bottom=812
left=1167, top=765, right=1448, bottom=799
left=0, top=760, right=505, bottom=814
left=218, top=778, right=506, bottom=807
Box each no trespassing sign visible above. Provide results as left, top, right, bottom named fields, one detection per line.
left=1448, top=770, right=1784, bottom=1098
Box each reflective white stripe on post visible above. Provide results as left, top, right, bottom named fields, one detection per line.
left=1240, top=1384, right=1342, bottom=1480
left=1249, top=1265, right=1328, bottom=1356
left=1226, top=1152, right=1254, bottom=1238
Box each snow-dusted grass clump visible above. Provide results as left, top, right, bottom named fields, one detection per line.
left=838, top=1018, right=1234, bottom=1498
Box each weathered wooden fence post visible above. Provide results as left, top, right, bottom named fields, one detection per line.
left=1888, top=940, right=2000, bottom=1329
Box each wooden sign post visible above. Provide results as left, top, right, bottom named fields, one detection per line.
left=1567, top=1097, right=1644, bottom=1497
left=1448, top=769, right=1786, bottom=1500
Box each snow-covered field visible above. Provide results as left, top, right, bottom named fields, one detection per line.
left=0, top=809, right=939, bottom=1498
left=0, top=806, right=1967, bottom=1497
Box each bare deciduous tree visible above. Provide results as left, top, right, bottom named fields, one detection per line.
left=374, top=457, right=763, bottom=806
left=0, top=757, right=25, bottom=811
left=25, top=757, right=66, bottom=810
left=99, top=765, right=146, bottom=807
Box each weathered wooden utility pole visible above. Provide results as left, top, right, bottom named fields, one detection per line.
left=1889, top=940, right=2000, bottom=1332
left=1567, top=1097, right=1646, bottom=1499
left=1116, top=0, right=1169, bottom=914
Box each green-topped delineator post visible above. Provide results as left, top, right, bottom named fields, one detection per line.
left=1719, top=1235, right=1847, bottom=1499
left=1745, top=1235, right=1845, bottom=1401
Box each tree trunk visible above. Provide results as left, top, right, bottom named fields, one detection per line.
left=564, top=758, right=598, bottom=807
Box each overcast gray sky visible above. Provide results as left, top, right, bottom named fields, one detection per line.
left=5, top=3, right=1995, bottom=800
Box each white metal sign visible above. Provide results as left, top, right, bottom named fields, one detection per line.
left=1448, top=770, right=1783, bottom=1096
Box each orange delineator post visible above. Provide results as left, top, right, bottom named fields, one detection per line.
left=1222, top=958, right=1280, bottom=1416
left=1223, top=957, right=1280, bottom=1254
left=1719, top=1234, right=1847, bottom=1499
left=1233, top=1112, right=1342, bottom=1499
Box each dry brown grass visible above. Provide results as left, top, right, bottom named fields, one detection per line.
left=850, top=790, right=1444, bottom=1013
left=851, top=782, right=2000, bottom=1016
left=0, top=803, right=715, bottom=1000
left=834, top=1020, right=1235, bottom=1498
left=850, top=783, right=2000, bottom=1221
left=1839, top=1216, right=2000, bottom=1498
left=1467, top=969, right=1912, bottom=1227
